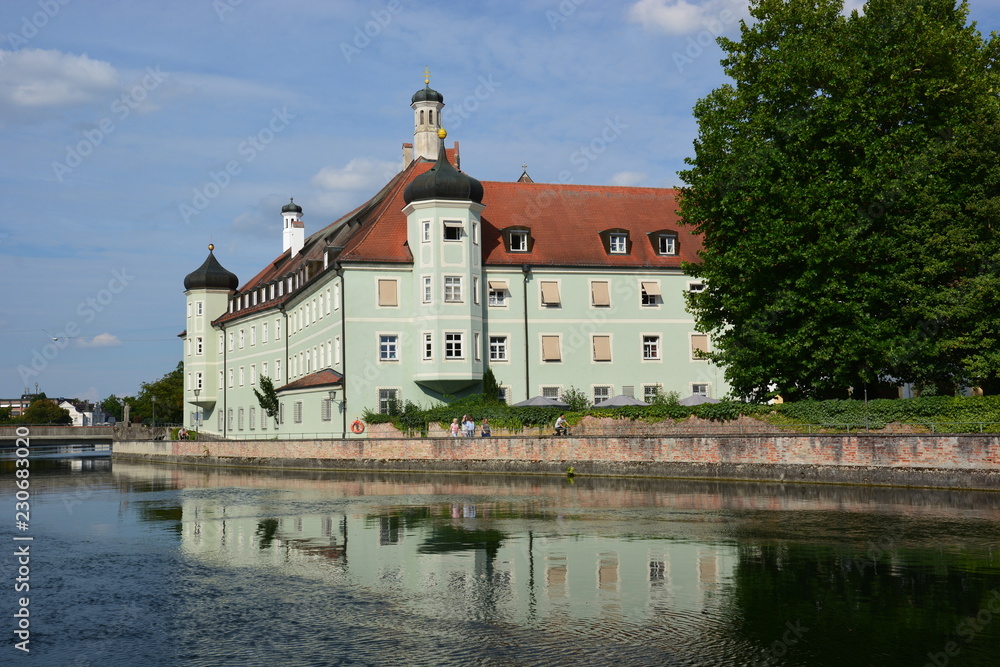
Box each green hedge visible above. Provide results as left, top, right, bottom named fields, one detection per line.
left=361, top=394, right=1000, bottom=434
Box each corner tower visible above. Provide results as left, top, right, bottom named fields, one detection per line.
left=403, top=127, right=485, bottom=394
left=281, top=198, right=304, bottom=256
left=183, top=244, right=239, bottom=432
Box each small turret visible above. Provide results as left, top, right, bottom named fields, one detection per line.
left=281, top=198, right=305, bottom=256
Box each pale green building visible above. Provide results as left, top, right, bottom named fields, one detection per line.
left=182, top=79, right=727, bottom=438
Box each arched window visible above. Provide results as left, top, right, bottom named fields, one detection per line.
left=420, top=110, right=424, bottom=124
left=429, top=110, right=434, bottom=125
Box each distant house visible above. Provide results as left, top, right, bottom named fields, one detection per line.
left=182, top=76, right=728, bottom=438
left=58, top=400, right=110, bottom=426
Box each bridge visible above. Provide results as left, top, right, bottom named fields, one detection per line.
left=0, top=425, right=115, bottom=445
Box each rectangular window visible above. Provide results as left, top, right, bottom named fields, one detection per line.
left=542, top=386, right=560, bottom=399
left=279, top=402, right=285, bottom=425
left=592, top=335, right=612, bottom=362
left=445, top=332, right=464, bottom=359
left=334, top=337, right=341, bottom=365
left=689, top=282, right=705, bottom=293
left=691, top=334, right=709, bottom=360
left=380, top=334, right=399, bottom=361
left=643, top=335, right=660, bottom=360
left=249, top=407, right=256, bottom=430
left=238, top=408, right=245, bottom=431
left=276, top=319, right=282, bottom=339
left=218, top=412, right=225, bottom=431
left=261, top=407, right=268, bottom=430
left=262, top=362, right=268, bottom=378
left=262, top=322, right=269, bottom=343
left=472, top=221, right=479, bottom=245
left=540, top=281, right=560, bottom=306
left=334, top=284, right=340, bottom=310
left=422, top=275, right=432, bottom=303
left=510, top=230, right=528, bottom=252
left=195, top=372, right=203, bottom=390
left=644, top=384, right=662, bottom=403
left=218, top=370, right=224, bottom=389
left=239, top=329, right=245, bottom=348
left=623, top=385, right=635, bottom=397
left=692, top=383, right=709, bottom=396
left=227, top=409, right=234, bottom=431
left=294, top=401, right=303, bottom=424
left=488, top=280, right=508, bottom=306
left=218, top=334, right=224, bottom=354
left=610, top=233, right=627, bottom=254
left=474, top=332, right=481, bottom=361
left=276, top=360, right=282, bottom=381
left=228, top=331, right=234, bottom=352
left=378, top=388, right=400, bottom=415
left=658, top=234, right=677, bottom=255
left=444, top=220, right=463, bottom=241
left=593, top=385, right=612, bottom=405
left=228, top=369, right=234, bottom=388
left=421, top=220, right=431, bottom=242
left=239, top=366, right=245, bottom=386
left=250, top=326, right=256, bottom=346
left=473, top=277, right=480, bottom=305
left=444, top=276, right=463, bottom=303
left=591, top=281, right=610, bottom=307
left=196, top=337, right=203, bottom=355
left=322, top=399, right=332, bottom=421
left=641, top=281, right=661, bottom=306
left=489, top=336, right=508, bottom=361
left=378, top=279, right=398, bottom=307
left=250, top=364, right=256, bottom=385
left=196, top=301, right=203, bottom=316
left=423, top=332, right=433, bottom=360
left=541, top=335, right=561, bottom=361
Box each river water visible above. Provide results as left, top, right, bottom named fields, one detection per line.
left=3, top=458, right=1000, bottom=666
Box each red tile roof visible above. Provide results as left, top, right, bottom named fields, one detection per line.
left=277, top=368, right=344, bottom=393
left=214, top=153, right=698, bottom=326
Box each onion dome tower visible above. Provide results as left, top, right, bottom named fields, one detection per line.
left=281, top=198, right=305, bottom=256
left=184, top=243, right=239, bottom=291
left=404, top=129, right=483, bottom=205
left=182, top=244, right=238, bottom=434
left=411, top=67, right=445, bottom=161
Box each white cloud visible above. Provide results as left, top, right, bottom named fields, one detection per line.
left=0, top=48, right=119, bottom=109
left=627, top=0, right=746, bottom=35
left=77, top=333, right=122, bottom=348
left=311, top=158, right=400, bottom=192
left=609, top=171, right=648, bottom=186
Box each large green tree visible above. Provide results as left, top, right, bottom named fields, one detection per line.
left=131, top=362, right=184, bottom=424
left=20, top=393, right=72, bottom=425
left=680, top=0, right=1000, bottom=401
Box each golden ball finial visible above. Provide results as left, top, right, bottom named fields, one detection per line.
left=208, top=243, right=215, bottom=251
left=438, top=128, right=447, bottom=139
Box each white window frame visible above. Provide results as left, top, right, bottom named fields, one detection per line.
left=445, top=332, right=464, bottom=359
left=379, top=333, right=400, bottom=361
left=443, top=220, right=463, bottom=241
left=509, top=230, right=528, bottom=252
left=642, top=334, right=661, bottom=361
left=692, top=383, right=710, bottom=397
left=421, top=220, right=431, bottom=243
left=691, top=333, right=710, bottom=361
left=658, top=234, right=677, bottom=255
left=444, top=276, right=463, bottom=303
left=489, top=335, right=508, bottom=362
left=422, top=332, right=433, bottom=360
left=610, top=233, right=628, bottom=254
left=378, top=388, right=401, bottom=414
left=592, top=385, right=612, bottom=405
left=422, top=275, right=432, bottom=303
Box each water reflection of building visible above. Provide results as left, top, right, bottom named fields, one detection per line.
left=173, top=494, right=736, bottom=624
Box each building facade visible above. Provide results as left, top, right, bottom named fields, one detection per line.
left=182, top=80, right=727, bottom=437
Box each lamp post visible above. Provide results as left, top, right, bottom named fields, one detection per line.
left=151, top=396, right=157, bottom=433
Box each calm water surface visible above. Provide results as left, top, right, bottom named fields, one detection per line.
left=3, top=459, right=999, bottom=666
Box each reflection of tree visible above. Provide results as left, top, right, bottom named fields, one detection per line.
left=417, top=525, right=505, bottom=560
left=727, top=542, right=1000, bottom=666
left=256, top=518, right=279, bottom=549
left=134, top=503, right=183, bottom=535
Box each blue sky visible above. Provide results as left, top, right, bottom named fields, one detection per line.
left=2, top=0, right=998, bottom=403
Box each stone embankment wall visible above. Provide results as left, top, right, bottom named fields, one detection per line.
left=114, top=432, right=1000, bottom=490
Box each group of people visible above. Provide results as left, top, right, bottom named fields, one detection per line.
left=450, top=415, right=491, bottom=437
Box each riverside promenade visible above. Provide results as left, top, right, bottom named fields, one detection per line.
left=114, top=423, right=1000, bottom=491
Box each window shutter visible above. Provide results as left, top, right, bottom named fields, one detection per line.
left=591, top=281, right=610, bottom=306
left=541, top=335, right=561, bottom=361
left=378, top=279, right=398, bottom=307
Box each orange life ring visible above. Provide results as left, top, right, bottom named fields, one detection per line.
left=351, top=420, right=365, bottom=434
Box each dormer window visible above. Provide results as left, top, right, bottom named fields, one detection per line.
left=443, top=220, right=463, bottom=241
left=502, top=226, right=533, bottom=253
left=599, top=228, right=631, bottom=255
left=648, top=229, right=680, bottom=256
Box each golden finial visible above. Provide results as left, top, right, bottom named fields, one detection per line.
left=208, top=243, right=215, bottom=251
left=438, top=127, right=447, bottom=139
left=423, top=66, right=431, bottom=86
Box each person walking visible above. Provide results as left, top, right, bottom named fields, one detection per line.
left=450, top=418, right=460, bottom=437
